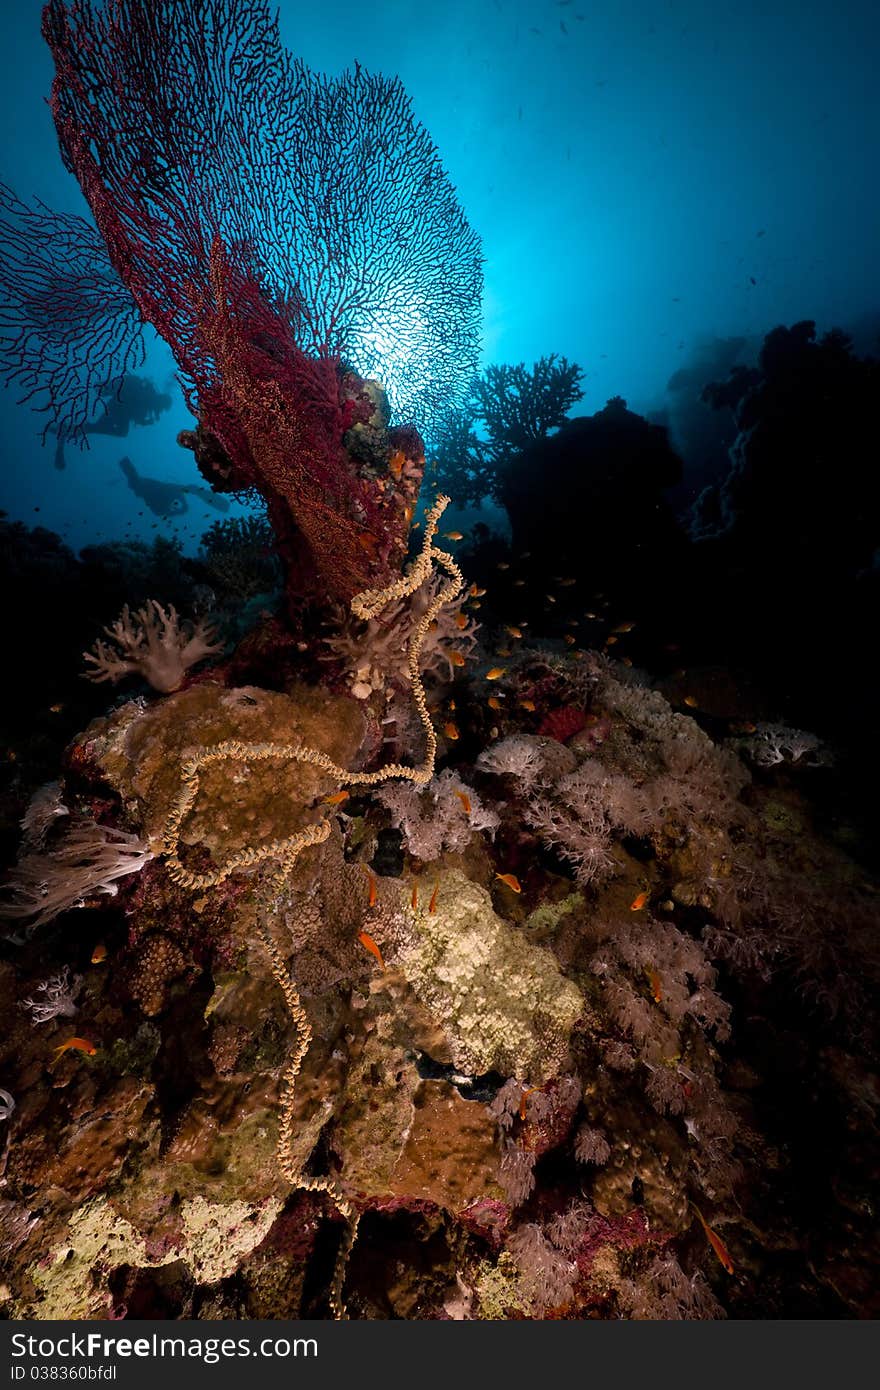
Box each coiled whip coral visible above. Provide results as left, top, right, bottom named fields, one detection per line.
left=161, top=496, right=464, bottom=1317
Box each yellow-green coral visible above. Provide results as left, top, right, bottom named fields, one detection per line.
left=397, top=869, right=584, bottom=1083
left=524, top=891, right=585, bottom=941
left=474, top=1252, right=528, bottom=1319
left=17, top=1194, right=282, bottom=1320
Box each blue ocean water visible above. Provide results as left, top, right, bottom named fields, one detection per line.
left=1, top=0, right=877, bottom=552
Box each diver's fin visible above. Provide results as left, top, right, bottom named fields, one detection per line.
left=118, top=455, right=137, bottom=483
left=183, top=484, right=231, bottom=512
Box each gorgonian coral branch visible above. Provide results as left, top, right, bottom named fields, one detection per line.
left=0, top=182, right=144, bottom=445
left=40, top=0, right=481, bottom=600
left=42, top=0, right=482, bottom=436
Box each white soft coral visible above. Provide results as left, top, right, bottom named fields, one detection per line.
left=0, top=816, right=153, bottom=935
left=83, top=600, right=223, bottom=694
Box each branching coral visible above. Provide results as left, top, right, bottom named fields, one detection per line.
left=40, top=0, right=483, bottom=604
left=21, top=966, right=81, bottom=1024
left=0, top=182, right=144, bottom=447
left=199, top=515, right=281, bottom=601
left=83, top=600, right=223, bottom=693
left=476, top=733, right=576, bottom=791
left=433, top=355, right=584, bottom=507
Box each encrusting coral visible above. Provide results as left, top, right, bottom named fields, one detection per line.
left=394, top=868, right=583, bottom=1083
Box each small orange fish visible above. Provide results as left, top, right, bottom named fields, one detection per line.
left=519, top=699, right=536, bottom=712
left=513, top=579, right=526, bottom=587
left=496, top=647, right=512, bottom=658
left=322, top=789, right=350, bottom=805
left=729, top=720, right=757, bottom=735
left=90, top=942, right=108, bottom=965
left=545, top=594, right=556, bottom=603
left=630, top=890, right=649, bottom=911
left=470, top=601, right=481, bottom=609
left=443, top=721, right=460, bottom=740
left=497, top=562, right=510, bottom=571
left=356, top=529, right=379, bottom=558
left=388, top=449, right=406, bottom=479
left=585, top=611, right=598, bottom=619
left=444, top=530, right=464, bottom=541
left=692, top=1204, right=735, bottom=1275
left=450, top=651, right=466, bottom=668
left=366, top=869, right=378, bottom=909
left=558, top=578, right=576, bottom=587
left=469, top=583, right=486, bottom=597
left=51, top=1037, right=98, bottom=1063
left=605, top=634, right=618, bottom=645
left=613, top=620, right=636, bottom=634
left=564, top=634, right=577, bottom=645
left=486, top=667, right=506, bottom=680
left=505, top=625, right=523, bottom=639
left=357, top=929, right=386, bottom=971
left=496, top=872, right=522, bottom=893
left=454, top=611, right=468, bottom=630
left=428, top=880, right=440, bottom=914
left=519, top=1086, right=538, bottom=1121
left=621, top=657, right=633, bottom=667
left=49, top=703, right=65, bottom=714
left=411, top=882, right=419, bottom=911
left=645, top=966, right=663, bottom=1003
left=488, top=697, right=503, bottom=711
left=683, top=696, right=698, bottom=709
left=455, top=789, right=472, bottom=815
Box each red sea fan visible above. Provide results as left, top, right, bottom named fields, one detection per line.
left=40, top=0, right=483, bottom=602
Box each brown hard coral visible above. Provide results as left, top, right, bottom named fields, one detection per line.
left=208, top=1022, right=248, bottom=1077
left=68, top=680, right=368, bottom=863
left=129, top=934, right=188, bottom=1017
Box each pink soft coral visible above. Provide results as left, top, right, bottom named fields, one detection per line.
left=83, top=600, right=222, bottom=693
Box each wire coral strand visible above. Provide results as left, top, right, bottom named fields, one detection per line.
left=257, top=920, right=360, bottom=1320
left=160, top=494, right=461, bottom=1318
left=161, top=494, right=461, bottom=889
